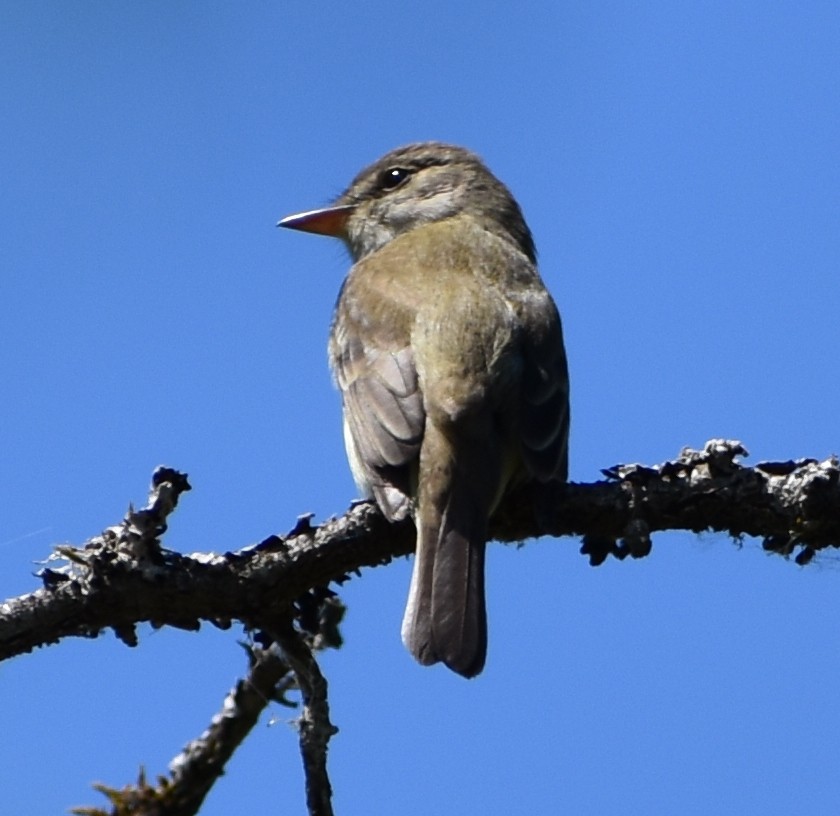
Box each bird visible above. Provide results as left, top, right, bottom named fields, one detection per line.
left=278, top=142, right=569, bottom=678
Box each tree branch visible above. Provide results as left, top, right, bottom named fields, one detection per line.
left=271, top=621, right=338, bottom=816
left=6, top=439, right=840, bottom=814
left=73, top=642, right=298, bottom=816
left=3, top=441, right=838, bottom=664
left=163, top=641, right=299, bottom=814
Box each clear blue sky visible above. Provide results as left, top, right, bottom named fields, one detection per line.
left=2, top=3, right=840, bottom=814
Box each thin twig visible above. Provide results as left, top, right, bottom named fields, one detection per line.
left=164, top=642, right=296, bottom=814
left=270, top=621, right=338, bottom=816
left=74, top=643, right=296, bottom=816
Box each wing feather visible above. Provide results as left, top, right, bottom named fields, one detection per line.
left=518, top=298, right=570, bottom=483
left=332, top=329, right=424, bottom=520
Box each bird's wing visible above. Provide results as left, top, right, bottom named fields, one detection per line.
left=518, top=295, right=570, bottom=483
left=331, top=323, right=424, bottom=520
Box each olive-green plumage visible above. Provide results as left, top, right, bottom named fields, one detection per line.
left=280, top=143, right=569, bottom=678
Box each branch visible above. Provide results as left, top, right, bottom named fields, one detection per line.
left=271, top=621, right=338, bottom=816
left=493, top=439, right=840, bottom=565
left=74, top=643, right=298, bottom=816
left=165, top=640, right=307, bottom=814
left=5, top=439, right=839, bottom=814
left=2, top=441, right=839, bottom=664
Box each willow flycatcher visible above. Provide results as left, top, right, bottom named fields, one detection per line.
left=279, top=142, right=569, bottom=677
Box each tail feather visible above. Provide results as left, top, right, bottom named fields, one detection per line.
left=431, top=524, right=487, bottom=677
left=401, top=424, right=491, bottom=678
left=401, top=517, right=487, bottom=677
left=401, top=525, right=436, bottom=665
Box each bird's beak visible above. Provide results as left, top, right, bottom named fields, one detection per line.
left=276, top=204, right=355, bottom=237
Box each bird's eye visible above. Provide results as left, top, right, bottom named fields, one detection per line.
left=379, top=167, right=411, bottom=191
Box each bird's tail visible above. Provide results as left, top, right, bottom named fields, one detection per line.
left=401, top=424, right=490, bottom=678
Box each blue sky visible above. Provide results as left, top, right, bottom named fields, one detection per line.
left=2, top=2, right=840, bottom=813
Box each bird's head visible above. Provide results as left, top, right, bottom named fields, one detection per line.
left=278, top=142, right=535, bottom=264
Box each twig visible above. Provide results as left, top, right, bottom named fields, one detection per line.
left=74, top=643, right=296, bottom=816
left=271, top=621, right=338, bottom=816
left=164, top=642, right=296, bottom=814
